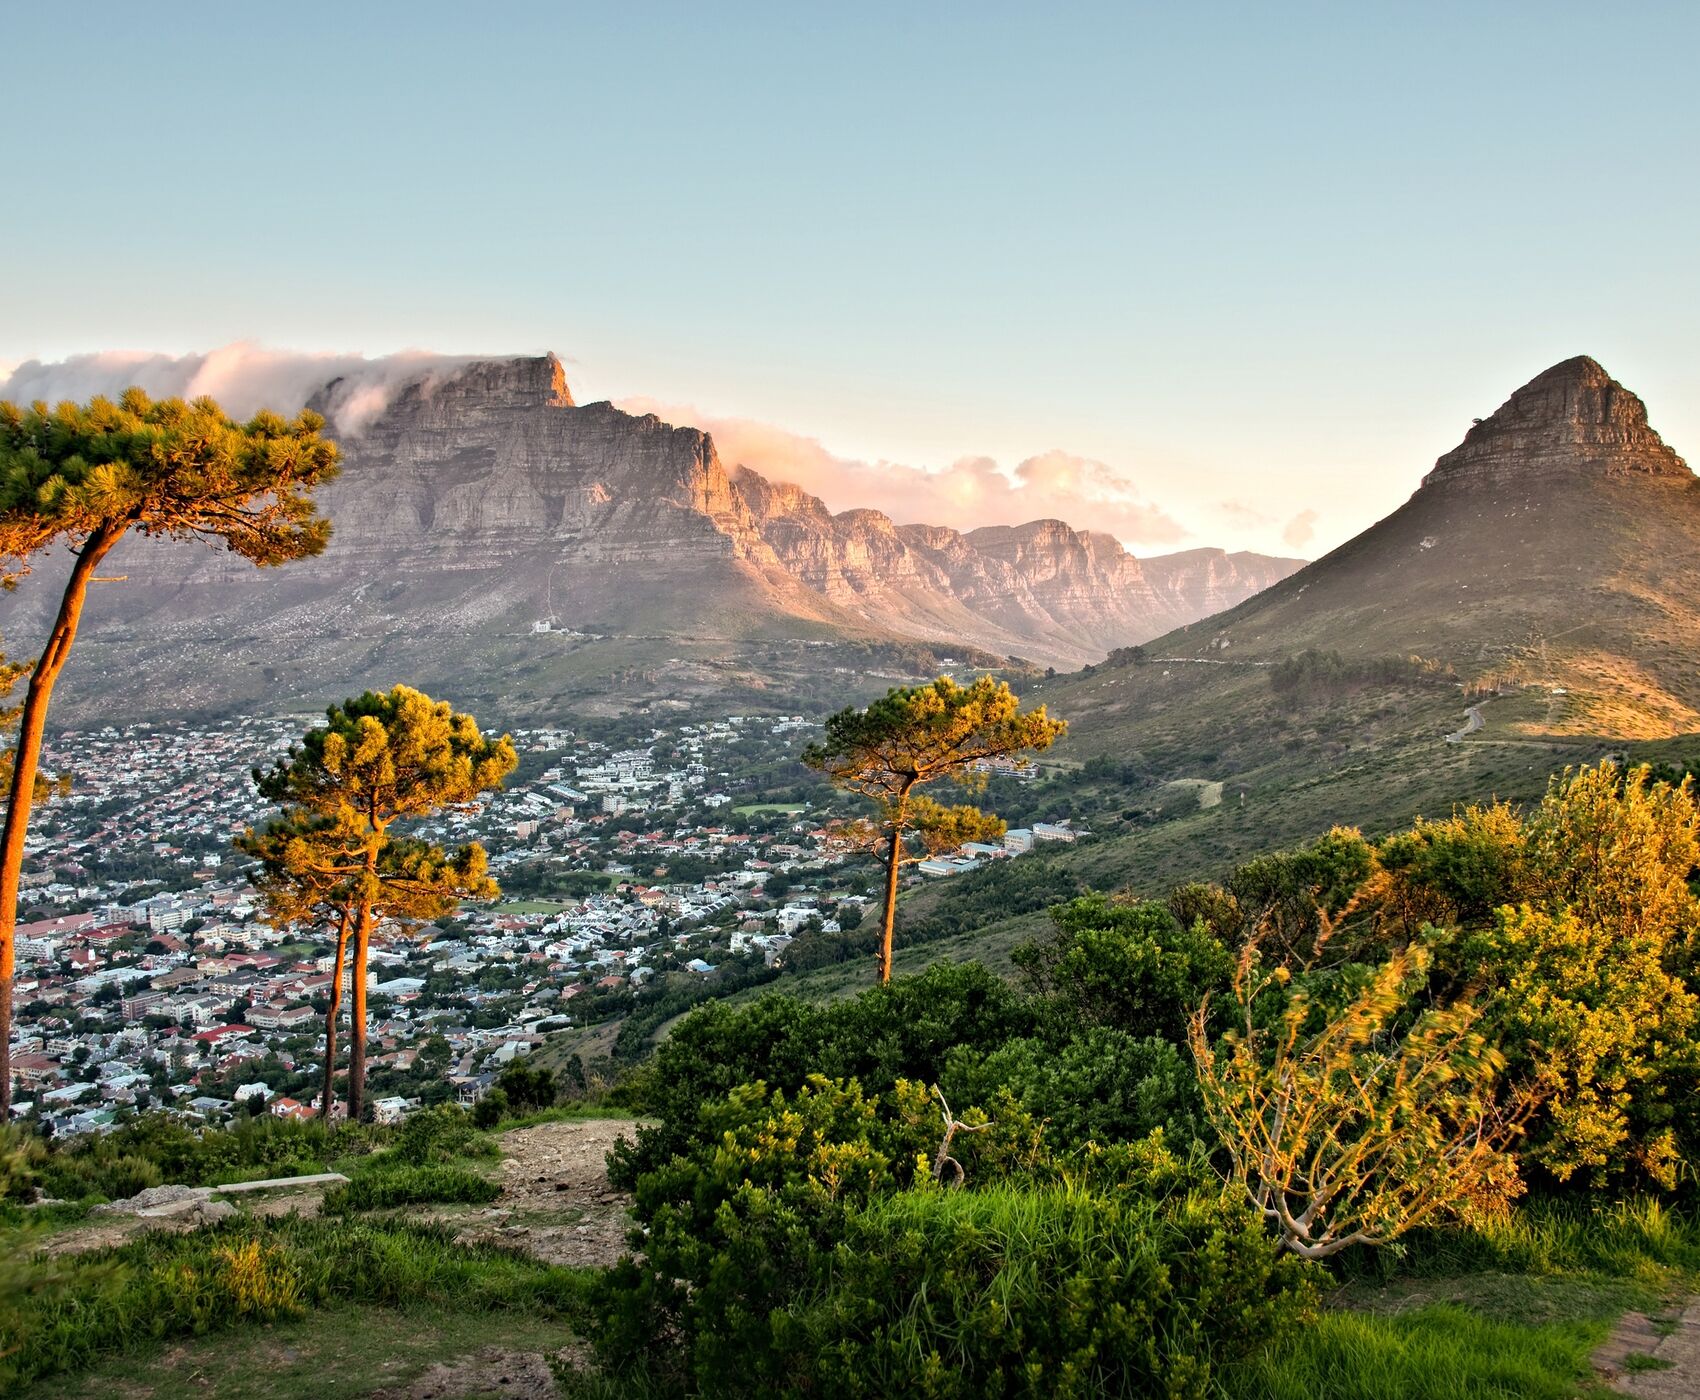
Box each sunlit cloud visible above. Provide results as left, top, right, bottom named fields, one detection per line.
left=620, top=397, right=1189, bottom=548
left=1282, top=508, right=1321, bottom=549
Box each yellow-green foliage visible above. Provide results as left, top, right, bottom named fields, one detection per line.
left=1192, top=942, right=1527, bottom=1259
left=1189, top=760, right=1700, bottom=1221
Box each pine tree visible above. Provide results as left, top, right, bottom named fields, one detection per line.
left=238, top=808, right=497, bottom=1120
left=251, top=686, right=516, bottom=1119
left=0, top=390, right=338, bottom=1115
left=804, top=676, right=1066, bottom=982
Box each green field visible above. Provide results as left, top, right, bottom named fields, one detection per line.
left=733, top=802, right=805, bottom=816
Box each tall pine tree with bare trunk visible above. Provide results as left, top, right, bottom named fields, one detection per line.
left=0, top=390, right=338, bottom=1115
left=252, top=686, right=515, bottom=1120
left=237, top=808, right=498, bottom=1120
left=805, top=676, right=1066, bottom=982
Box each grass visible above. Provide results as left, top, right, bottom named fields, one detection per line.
left=2, top=1215, right=585, bottom=1393
left=19, top=1301, right=574, bottom=1400
left=1222, top=1305, right=1614, bottom=1400
left=732, top=802, right=804, bottom=815
left=322, top=1164, right=500, bottom=1213
left=489, top=1104, right=639, bottom=1132
left=1225, top=1197, right=1700, bottom=1400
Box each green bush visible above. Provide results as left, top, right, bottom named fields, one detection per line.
left=27, top=1113, right=384, bottom=1203
left=471, top=1087, right=510, bottom=1130
left=323, top=1164, right=500, bottom=1213
left=1014, top=894, right=1231, bottom=1042
left=387, top=1104, right=491, bottom=1167
left=941, top=1026, right=1207, bottom=1153
left=585, top=1088, right=1310, bottom=1398
left=611, top=962, right=1038, bottom=1187
left=799, top=1183, right=1313, bottom=1399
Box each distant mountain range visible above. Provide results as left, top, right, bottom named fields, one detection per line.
left=1, top=354, right=1298, bottom=720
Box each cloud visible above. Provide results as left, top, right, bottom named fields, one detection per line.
left=619, top=397, right=1188, bottom=548
left=0, top=343, right=477, bottom=432
left=1282, top=508, right=1320, bottom=549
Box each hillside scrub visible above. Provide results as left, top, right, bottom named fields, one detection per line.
left=7, top=1114, right=387, bottom=1205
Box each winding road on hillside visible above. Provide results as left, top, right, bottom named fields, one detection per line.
left=1445, top=705, right=1486, bottom=743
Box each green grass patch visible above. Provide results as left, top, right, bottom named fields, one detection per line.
left=2, top=1215, right=583, bottom=1393
left=322, top=1165, right=500, bottom=1214
left=21, top=1302, right=573, bottom=1400
left=489, top=1105, right=640, bottom=1132
left=1221, top=1303, right=1611, bottom=1400
left=732, top=802, right=804, bottom=815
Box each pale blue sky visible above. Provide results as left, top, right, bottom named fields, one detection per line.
left=2, top=2, right=1696, bottom=556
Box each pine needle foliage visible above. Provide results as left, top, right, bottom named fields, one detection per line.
left=0, top=388, right=339, bottom=1115
left=245, top=686, right=516, bottom=1119
left=804, top=675, right=1066, bottom=982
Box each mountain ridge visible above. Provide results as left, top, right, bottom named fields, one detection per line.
left=0, top=353, right=1296, bottom=719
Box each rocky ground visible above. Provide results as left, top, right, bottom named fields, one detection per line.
left=451, top=1116, right=637, bottom=1270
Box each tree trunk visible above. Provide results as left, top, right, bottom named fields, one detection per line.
left=877, top=790, right=911, bottom=984
left=346, top=898, right=372, bottom=1122
left=0, top=522, right=123, bottom=1118
left=319, top=906, right=353, bottom=1120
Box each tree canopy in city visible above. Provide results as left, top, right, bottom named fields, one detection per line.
left=249, top=685, right=516, bottom=1119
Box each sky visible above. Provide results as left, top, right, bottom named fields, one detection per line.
left=2, top=1, right=1696, bottom=559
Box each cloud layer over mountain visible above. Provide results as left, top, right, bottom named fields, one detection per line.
left=618, top=397, right=1189, bottom=548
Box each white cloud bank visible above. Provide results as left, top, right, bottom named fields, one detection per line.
left=0, top=343, right=475, bottom=433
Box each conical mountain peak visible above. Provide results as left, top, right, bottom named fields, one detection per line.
left=1420, top=356, right=1687, bottom=490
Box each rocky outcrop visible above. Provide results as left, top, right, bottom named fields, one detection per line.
left=1421, top=355, right=1687, bottom=490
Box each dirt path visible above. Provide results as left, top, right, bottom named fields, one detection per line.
left=1597, top=1297, right=1700, bottom=1397
left=454, top=1116, right=640, bottom=1270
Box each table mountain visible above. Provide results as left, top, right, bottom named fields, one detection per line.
left=1, top=354, right=1295, bottom=719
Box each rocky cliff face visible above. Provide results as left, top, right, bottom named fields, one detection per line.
left=4, top=353, right=1302, bottom=717
left=1421, top=355, right=1688, bottom=491
left=728, top=467, right=1301, bottom=664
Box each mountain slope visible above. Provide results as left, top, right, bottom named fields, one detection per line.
left=0, top=354, right=1297, bottom=720
left=1014, top=355, right=1700, bottom=892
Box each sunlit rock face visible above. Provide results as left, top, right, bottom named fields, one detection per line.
left=1421, top=356, right=1687, bottom=492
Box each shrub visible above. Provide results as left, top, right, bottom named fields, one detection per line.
left=387, top=1104, right=491, bottom=1166
left=587, top=1072, right=1046, bottom=1392
left=942, top=1026, right=1207, bottom=1154
left=799, top=1183, right=1314, bottom=1399
left=28, top=1112, right=383, bottom=1202
left=1014, top=894, right=1231, bottom=1041
left=586, top=1100, right=1311, bottom=1398
left=471, top=1087, right=510, bottom=1130
left=323, top=1164, right=500, bottom=1213
left=492, top=1062, right=557, bottom=1115
left=611, top=962, right=1037, bottom=1188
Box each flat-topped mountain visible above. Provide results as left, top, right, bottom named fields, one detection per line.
left=0, top=354, right=1296, bottom=719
